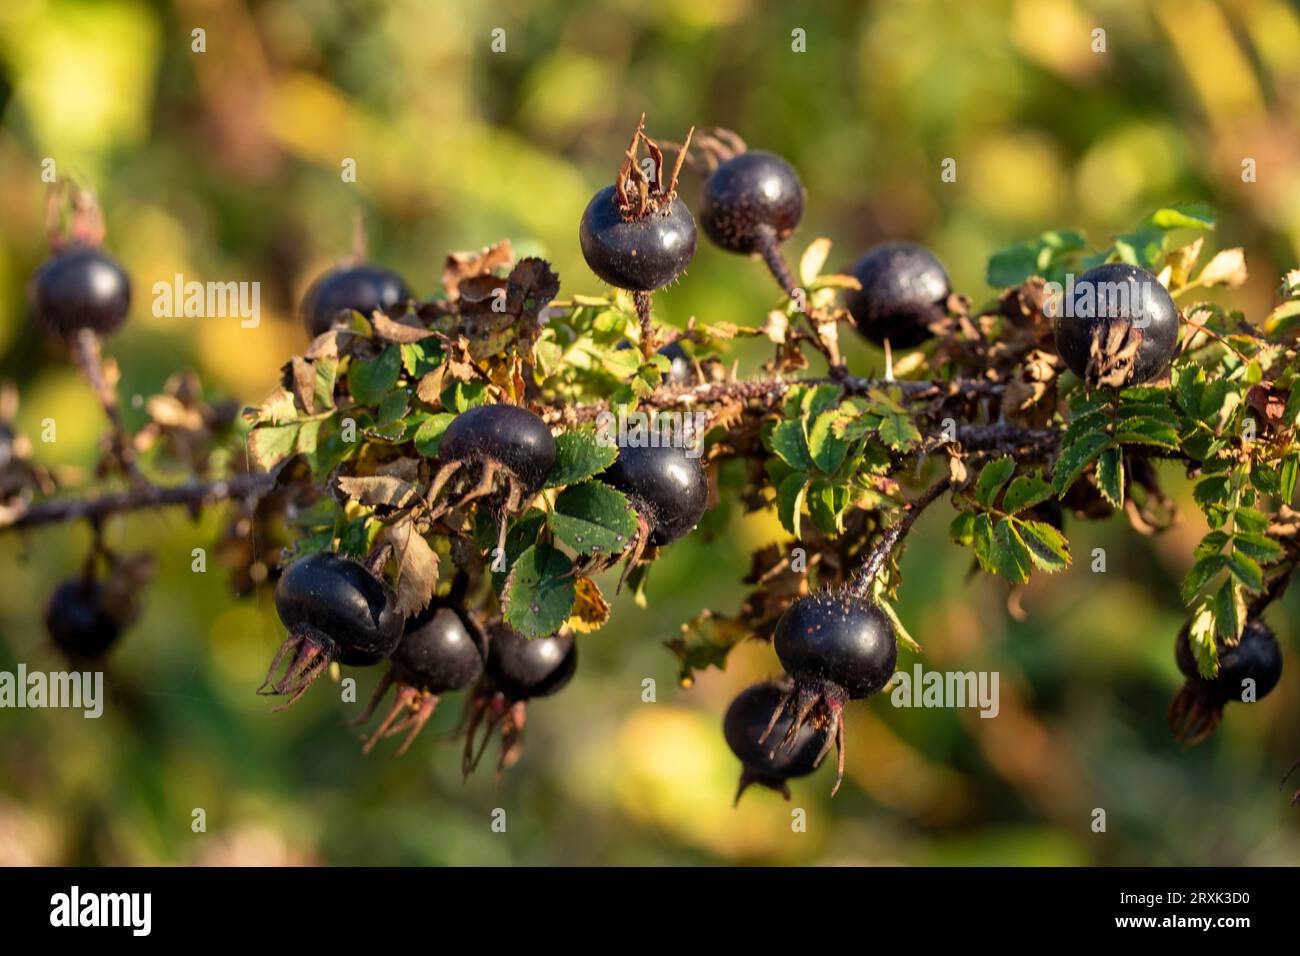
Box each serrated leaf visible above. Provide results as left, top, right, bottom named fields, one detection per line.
left=1187, top=600, right=1219, bottom=679
left=1002, top=474, right=1053, bottom=514
left=1225, top=551, right=1264, bottom=592
left=971, top=513, right=997, bottom=573
left=544, top=429, right=619, bottom=488
left=776, top=473, right=808, bottom=538
left=1182, top=553, right=1228, bottom=603
left=348, top=345, right=402, bottom=406
left=502, top=542, right=576, bottom=638
left=991, top=518, right=1033, bottom=584
left=413, top=413, right=457, bottom=457
left=1018, top=518, right=1071, bottom=572
left=1212, top=578, right=1246, bottom=643
left=771, top=420, right=815, bottom=471
left=807, top=412, right=849, bottom=473
left=876, top=411, right=921, bottom=452
left=1114, top=416, right=1181, bottom=449
left=806, top=480, right=849, bottom=536
left=1096, top=447, right=1124, bottom=508
left=548, top=481, right=639, bottom=555
left=248, top=424, right=300, bottom=470
left=1231, top=532, right=1284, bottom=565
left=976, top=457, right=1016, bottom=508
left=1052, top=431, right=1112, bottom=495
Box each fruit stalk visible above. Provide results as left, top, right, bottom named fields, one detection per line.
left=849, top=476, right=952, bottom=598
left=69, top=329, right=146, bottom=486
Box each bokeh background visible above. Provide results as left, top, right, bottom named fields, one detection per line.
left=2, top=0, right=1300, bottom=865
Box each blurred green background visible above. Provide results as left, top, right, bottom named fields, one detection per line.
left=2, top=0, right=1299, bottom=865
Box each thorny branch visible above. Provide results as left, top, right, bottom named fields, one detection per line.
left=0, top=472, right=276, bottom=534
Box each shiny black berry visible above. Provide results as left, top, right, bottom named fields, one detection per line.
left=599, top=442, right=708, bottom=547
left=302, top=264, right=411, bottom=338
left=463, top=624, right=578, bottom=777
left=846, top=242, right=950, bottom=348
left=435, top=404, right=557, bottom=502
left=45, top=578, right=121, bottom=660
left=700, top=151, right=804, bottom=255
left=260, top=552, right=402, bottom=710
left=725, top=680, right=830, bottom=803
left=774, top=591, right=898, bottom=699
left=356, top=604, right=487, bottom=755
left=486, top=624, right=577, bottom=700
left=580, top=185, right=697, bottom=292
left=1052, top=263, right=1179, bottom=387
left=763, top=590, right=898, bottom=796
left=30, top=246, right=131, bottom=339
left=1169, top=617, right=1283, bottom=744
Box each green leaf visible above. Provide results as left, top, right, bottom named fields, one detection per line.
left=771, top=420, right=815, bottom=472
left=1225, top=551, right=1264, bottom=592
left=971, top=514, right=997, bottom=573
left=1052, top=431, right=1112, bottom=495
left=1018, top=519, right=1071, bottom=572
left=547, top=481, right=639, bottom=556
left=991, top=518, right=1033, bottom=584
left=348, top=345, right=402, bottom=406
left=1096, top=447, right=1124, bottom=508
left=806, top=480, right=849, bottom=536
left=248, top=424, right=300, bottom=470
left=313, top=357, right=339, bottom=410
left=876, top=411, right=922, bottom=452
left=976, top=456, right=1017, bottom=508
left=776, top=473, right=809, bottom=538
left=1114, top=416, right=1181, bottom=449
left=986, top=242, right=1038, bottom=288
left=1002, top=473, right=1053, bottom=514
left=482, top=510, right=547, bottom=592
left=1212, top=578, right=1246, bottom=643
left=950, top=511, right=977, bottom=546
left=1181, top=553, right=1227, bottom=603
left=502, top=542, right=577, bottom=638
left=1146, top=202, right=1216, bottom=232
left=543, top=429, right=619, bottom=488
left=1187, top=600, right=1220, bottom=679
left=412, top=413, right=457, bottom=457
left=1232, top=532, right=1284, bottom=565
left=807, top=412, right=849, bottom=474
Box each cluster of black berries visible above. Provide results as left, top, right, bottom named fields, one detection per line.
left=24, top=123, right=1217, bottom=804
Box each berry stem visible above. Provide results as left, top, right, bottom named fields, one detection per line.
left=754, top=226, right=843, bottom=372
left=849, top=476, right=952, bottom=599
left=633, top=291, right=655, bottom=360
left=69, top=329, right=146, bottom=487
